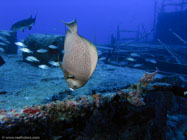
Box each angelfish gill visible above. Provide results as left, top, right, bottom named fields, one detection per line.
left=59, top=19, right=98, bottom=90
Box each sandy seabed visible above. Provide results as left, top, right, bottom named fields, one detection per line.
left=0, top=54, right=162, bottom=111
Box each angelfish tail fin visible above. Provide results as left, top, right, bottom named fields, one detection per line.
left=63, top=19, right=77, bottom=33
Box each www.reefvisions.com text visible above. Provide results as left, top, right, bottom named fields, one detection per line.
left=1, top=136, right=40, bottom=139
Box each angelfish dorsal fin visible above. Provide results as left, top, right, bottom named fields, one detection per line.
left=63, top=19, right=77, bottom=33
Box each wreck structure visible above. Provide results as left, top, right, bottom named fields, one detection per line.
left=100, top=0, right=187, bottom=76
left=154, top=0, right=187, bottom=45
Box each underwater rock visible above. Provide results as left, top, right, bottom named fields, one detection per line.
left=0, top=30, right=17, bottom=54
left=23, top=34, right=64, bottom=65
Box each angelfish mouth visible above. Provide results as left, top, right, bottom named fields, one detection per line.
left=69, top=88, right=74, bottom=91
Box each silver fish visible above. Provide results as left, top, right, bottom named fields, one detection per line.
left=130, top=53, right=140, bottom=57
left=145, top=58, right=157, bottom=64
left=37, top=49, right=48, bottom=53
left=0, top=36, right=10, bottom=44
left=19, top=48, right=32, bottom=53
left=133, top=64, right=143, bottom=68
left=48, top=61, right=59, bottom=67
left=99, top=57, right=106, bottom=61
left=97, top=50, right=103, bottom=56
left=48, top=45, right=58, bottom=49
left=15, top=42, right=26, bottom=47
left=0, top=42, right=7, bottom=46
left=126, top=57, right=136, bottom=62
left=0, top=47, right=5, bottom=52
left=0, top=30, right=11, bottom=36
left=25, top=56, right=39, bottom=62
left=59, top=19, right=98, bottom=90
left=38, top=64, right=49, bottom=69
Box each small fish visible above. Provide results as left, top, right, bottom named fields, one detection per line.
left=25, top=56, right=39, bottom=62
left=0, top=36, right=10, bottom=44
left=0, top=47, right=5, bottom=52
left=145, top=58, right=157, bottom=64
left=126, top=57, right=136, bottom=62
left=97, top=50, right=103, bottom=56
left=19, top=48, right=32, bottom=53
left=38, top=64, right=49, bottom=69
left=184, top=91, right=187, bottom=96
left=0, top=42, right=7, bottom=46
left=15, top=42, right=26, bottom=47
left=48, top=61, right=59, bottom=67
left=48, top=45, right=58, bottom=49
left=130, top=53, right=140, bottom=57
left=133, top=64, right=143, bottom=68
left=37, top=49, right=48, bottom=53
left=99, top=57, right=106, bottom=61
left=0, top=30, right=11, bottom=36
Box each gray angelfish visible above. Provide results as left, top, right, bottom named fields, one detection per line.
left=59, top=19, right=98, bottom=90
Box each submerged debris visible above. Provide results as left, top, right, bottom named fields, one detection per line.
left=0, top=79, right=186, bottom=139
left=117, top=67, right=158, bottom=106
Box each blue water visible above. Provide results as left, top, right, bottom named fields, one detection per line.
left=0, top=0, right=155, bottom=44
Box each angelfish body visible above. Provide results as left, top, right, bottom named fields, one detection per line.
left=60, top=19, right=98, bottom=90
